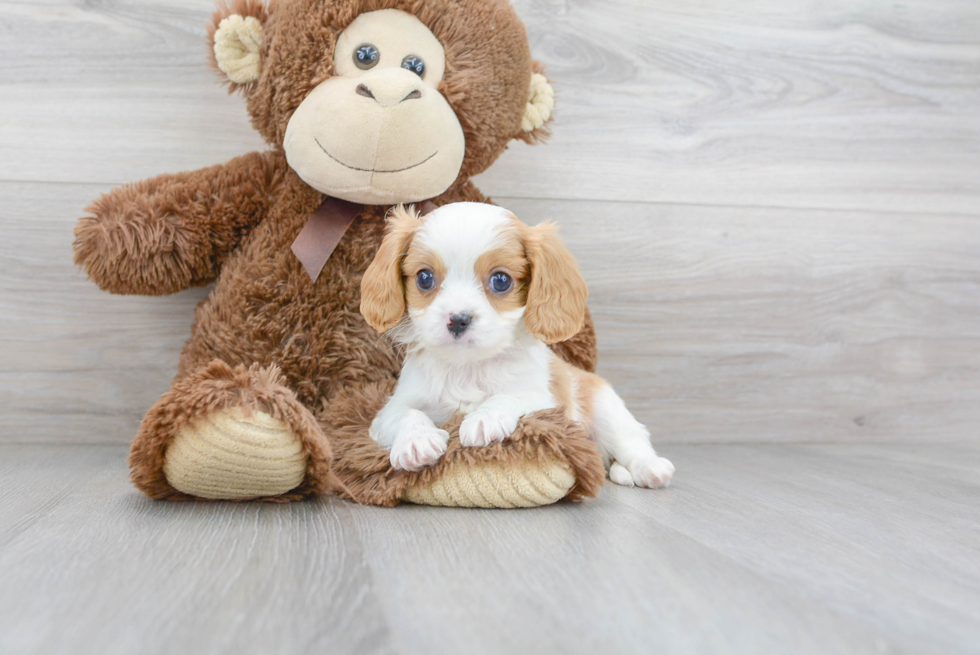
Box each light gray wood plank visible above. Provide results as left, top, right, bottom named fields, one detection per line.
left=1, top=1, right=978, bottom=214
left=0, top=444, right=396, bottom=655
left=339, top=493, right=933, bottom=655
left=0, top=180, right=206, bottom=443
left=614, top=442, right=980, bottom=655
left=481, top=0, right=980, bottom=214
left=0, top=1, right=267, bottom=184
left=5, top=181, right=978, bottom=444
left=6, top=443, right=980, bottom=654
left=0, top=444, right=122, bottom=548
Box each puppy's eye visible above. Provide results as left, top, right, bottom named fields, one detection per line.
left=416, top=269, right=435, bottom=291
left=401, top=55, right=425, bottom=77
left=489, top=272, right=512, bottom=293
left=354, top=44, right=380, bottom=70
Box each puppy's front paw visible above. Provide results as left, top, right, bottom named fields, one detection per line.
left=390, top=426, right=449, bottom=472
left=628, top=455, right=675, bottom=489
left=459, top=407, right=520, bottom=447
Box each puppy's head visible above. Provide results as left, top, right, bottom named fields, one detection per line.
left=361, top=202, right=588, bottom=361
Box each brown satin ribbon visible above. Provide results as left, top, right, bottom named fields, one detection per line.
left=291, top=197, right=362, bottom=282
left=290, top=198, right=439, bottom=282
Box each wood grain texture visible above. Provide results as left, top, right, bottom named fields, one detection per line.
left=0, top=180, right=207, bottom=443
left=1, top=1, right=978, bottom=214
left=2, top=442, right=978, bottom=654
left=0, top=445, right=396, bottom=655
left=0, top=0, right=266, bottom=185
left=482, top=0, right=980, bottom=213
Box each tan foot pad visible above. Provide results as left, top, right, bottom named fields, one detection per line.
left=402, top=458, right=576, bottom=508
left=163, top=407, right=307, bottom=500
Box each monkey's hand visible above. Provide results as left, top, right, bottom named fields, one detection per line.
left=73, top=150, right=283, bottom=295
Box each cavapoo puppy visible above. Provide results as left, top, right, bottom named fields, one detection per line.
left=360, top=202, right=674, bottom=489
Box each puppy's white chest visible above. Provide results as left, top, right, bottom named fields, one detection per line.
left=431, top=367, right=497, bottom=417
left=415, top=346, right=553, bottom=422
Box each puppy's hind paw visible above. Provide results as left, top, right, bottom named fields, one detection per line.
left=629, top=455, right=675, bottom=489
left=609, top=456, right=675, bottom=489
left=608, top=462, right=635, bottom=487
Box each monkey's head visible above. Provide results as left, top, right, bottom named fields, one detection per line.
left=208, top=0, right=555, bottom=205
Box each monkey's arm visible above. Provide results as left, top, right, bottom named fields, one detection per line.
left=73, top=150, right=284, bottom=295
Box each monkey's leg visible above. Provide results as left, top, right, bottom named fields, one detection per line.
left=321, top=381, right=607, bottom=508
left=128, top=360, right=335, bottom=501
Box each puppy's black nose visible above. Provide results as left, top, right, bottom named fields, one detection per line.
left=447, top=313, right=472, bottom=338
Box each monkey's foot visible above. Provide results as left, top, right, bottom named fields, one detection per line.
left=322, top=381, right=607, bottom=508
left=163, top=407, right=307, bottom=500
left=129, top=360, right=334, bottom=501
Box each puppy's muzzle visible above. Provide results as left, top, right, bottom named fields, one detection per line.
left=447, top=313, right=472, bottom=339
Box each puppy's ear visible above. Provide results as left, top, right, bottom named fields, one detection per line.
left=360, top=205, right=420, bottom=333
left=523, top=221, right=588, bottom=344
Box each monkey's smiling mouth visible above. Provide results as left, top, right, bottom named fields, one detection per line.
left=315, top=138, right=437, bottom=173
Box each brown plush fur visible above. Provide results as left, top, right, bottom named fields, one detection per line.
left=75, top=0, right=601, bottom=503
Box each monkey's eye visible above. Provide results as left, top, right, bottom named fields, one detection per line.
left=401, top=55, right=425, bottom=77
left=354, top=44, right=380, bottom=70
left=416, top=269, right=436, bottom=291
left=489, top=272, right=512, bottom=293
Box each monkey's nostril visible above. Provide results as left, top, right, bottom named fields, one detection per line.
left=356, top=84, right=376, bottom=100
left=401, top=89, right=422, bottom=102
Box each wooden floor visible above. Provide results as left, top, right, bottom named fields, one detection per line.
left=2, top=442, right=979, bottom=655
left=1, top=0, right=979, bottom=653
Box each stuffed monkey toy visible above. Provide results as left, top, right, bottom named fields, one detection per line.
left=74, top=0, right=606, bottom=507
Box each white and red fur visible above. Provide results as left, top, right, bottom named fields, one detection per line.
left=360, top=202, right=674, bottom=488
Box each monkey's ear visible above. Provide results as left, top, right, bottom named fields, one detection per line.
left=517, top=62, right=556, bottom=144
left=207, top=1, right=268, bottom=90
